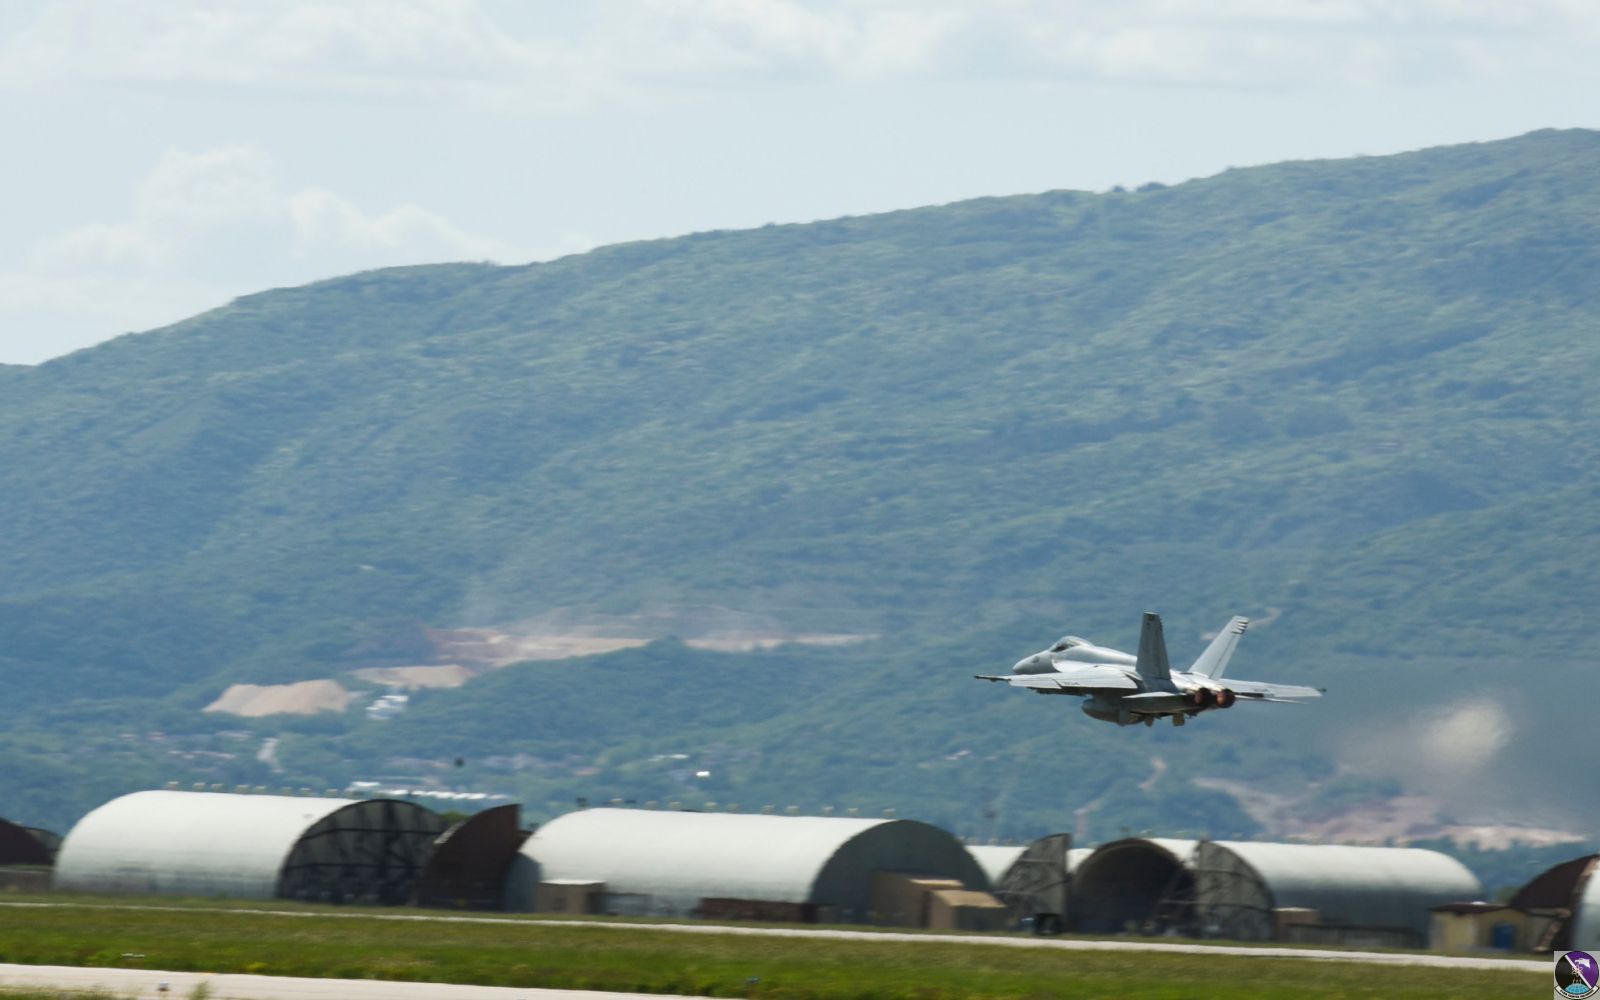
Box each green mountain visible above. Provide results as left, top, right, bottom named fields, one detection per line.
left=2, top=130, right=1597, bottom=855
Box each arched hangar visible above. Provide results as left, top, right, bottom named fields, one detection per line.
left=969, top=834, right=1077, bottom=931
left=1502, top=853, right=1600, bottom=952
left=1070, top=837, right=1480, bottom=945
left=415, top=803, right=529, bottom=910
left=508, top=808, right=991, bottom=924
left=55, top=790, right=446, bottom=903
left=1193, top=841, right=1482, bottom=946
left=1561, top=851, right=1600, bottom=947
left=1071, top=837, right=1199, bottom=934
left=0, top=818, right=56, bottom=867
left=0, top=818, right=57, bottom=892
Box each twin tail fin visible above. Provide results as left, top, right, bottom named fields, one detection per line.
left=1137, top=612, right=1250, bottom=682
left=1135, top=611, right=1171, bottom=682
left=1189, top=616, right=1249, bottom=679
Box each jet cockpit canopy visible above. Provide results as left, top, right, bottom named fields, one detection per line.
left=1050, top=636, right=1087, bottom=653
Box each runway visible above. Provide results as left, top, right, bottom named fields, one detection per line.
left=0, top=963, right=708, bottom=999
left=0, top=900, right=1548, bottom=981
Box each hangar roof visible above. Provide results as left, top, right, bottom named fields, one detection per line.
left=1070, top=837, right=1200, bottom=934
left=1567, top=857, right=1600, bottom=951
left=55, top=790, right=443, bottom=902
left=515, top=808, right=987, bottom=919
left=1200, top=841, right=1482, bottom=937
left=57, top=791, right=357, bottom=898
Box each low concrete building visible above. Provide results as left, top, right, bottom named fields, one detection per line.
left=536, top=879, right=607, bottom=915
left=927, top=888, right=1011, bottom=931
left=1435, top=853, right=1599, bottom=952
left=1429, top=901, right=1528, bottom=952
left=872, top=872, right=964, bottom=926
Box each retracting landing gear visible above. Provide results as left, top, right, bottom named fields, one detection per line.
left=1171, top=713, right=1186, bottom=727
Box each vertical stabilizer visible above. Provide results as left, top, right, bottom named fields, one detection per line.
left=1189, top=616, right=1249, bottom=679
left=1135, top=612, right=1171, bottom=682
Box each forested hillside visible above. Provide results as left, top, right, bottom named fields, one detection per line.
left=2, top=129, right=1596, bottom=847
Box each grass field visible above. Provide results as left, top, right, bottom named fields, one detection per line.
left=0, top=899, right=1545, bottom=1000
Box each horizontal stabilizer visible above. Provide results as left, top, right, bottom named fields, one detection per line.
left=1228, top=680, right=1323, bottom=701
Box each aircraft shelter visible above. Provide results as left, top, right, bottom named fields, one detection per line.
left=415, top=803, right=529, bottom=909
left=507, top=806, right=993, bottom=924
left=1429, top=853, right=1599, bottom=952
left=1071, top=837, right=1200, bottom=934
left=54, top=790, right=446, bottom=903
left=36, top=787, right=1587, bottom=947
left=1191, top=840, right=1481, bottom=946
left=968, top=833, right=1080, bottom=931
left=1070, top=836, right=1481, bottom=946
left=0, top=817, right=55, bottom=867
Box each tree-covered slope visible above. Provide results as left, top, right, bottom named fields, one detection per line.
left=2, top=129, right=1597, bottom=837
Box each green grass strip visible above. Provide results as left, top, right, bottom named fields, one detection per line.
left=0, top=902, right=1541, bottom=999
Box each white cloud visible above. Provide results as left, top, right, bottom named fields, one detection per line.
left=3, top=1, right=527, bottom=91
left=0, top=144, right=536, bottom=363
left=27, top=145, right=518, bottom=277
left=3, top=0, right=1597, bottom=106
left=2, top=0, right=1596, bottom=363
left=0, top=0, right=601, bottom=110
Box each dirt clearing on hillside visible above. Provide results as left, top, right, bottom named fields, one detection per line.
left=204, top=680, right=356, bottom=717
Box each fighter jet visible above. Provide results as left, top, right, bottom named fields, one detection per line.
left=976, top=612, right=1322, bottom=727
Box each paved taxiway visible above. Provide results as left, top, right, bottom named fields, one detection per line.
left=0, top=963, right=708, bottom=999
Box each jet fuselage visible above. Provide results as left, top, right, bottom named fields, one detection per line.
left=978, top=613, right=1320, bottom=729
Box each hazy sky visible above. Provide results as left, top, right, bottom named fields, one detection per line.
left=2, top=0, right=1596, bottom=363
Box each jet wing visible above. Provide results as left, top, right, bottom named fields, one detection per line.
left=975, top=664, right=1139, bottom=693
left=1225, top=678, right=1323, bottom=702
